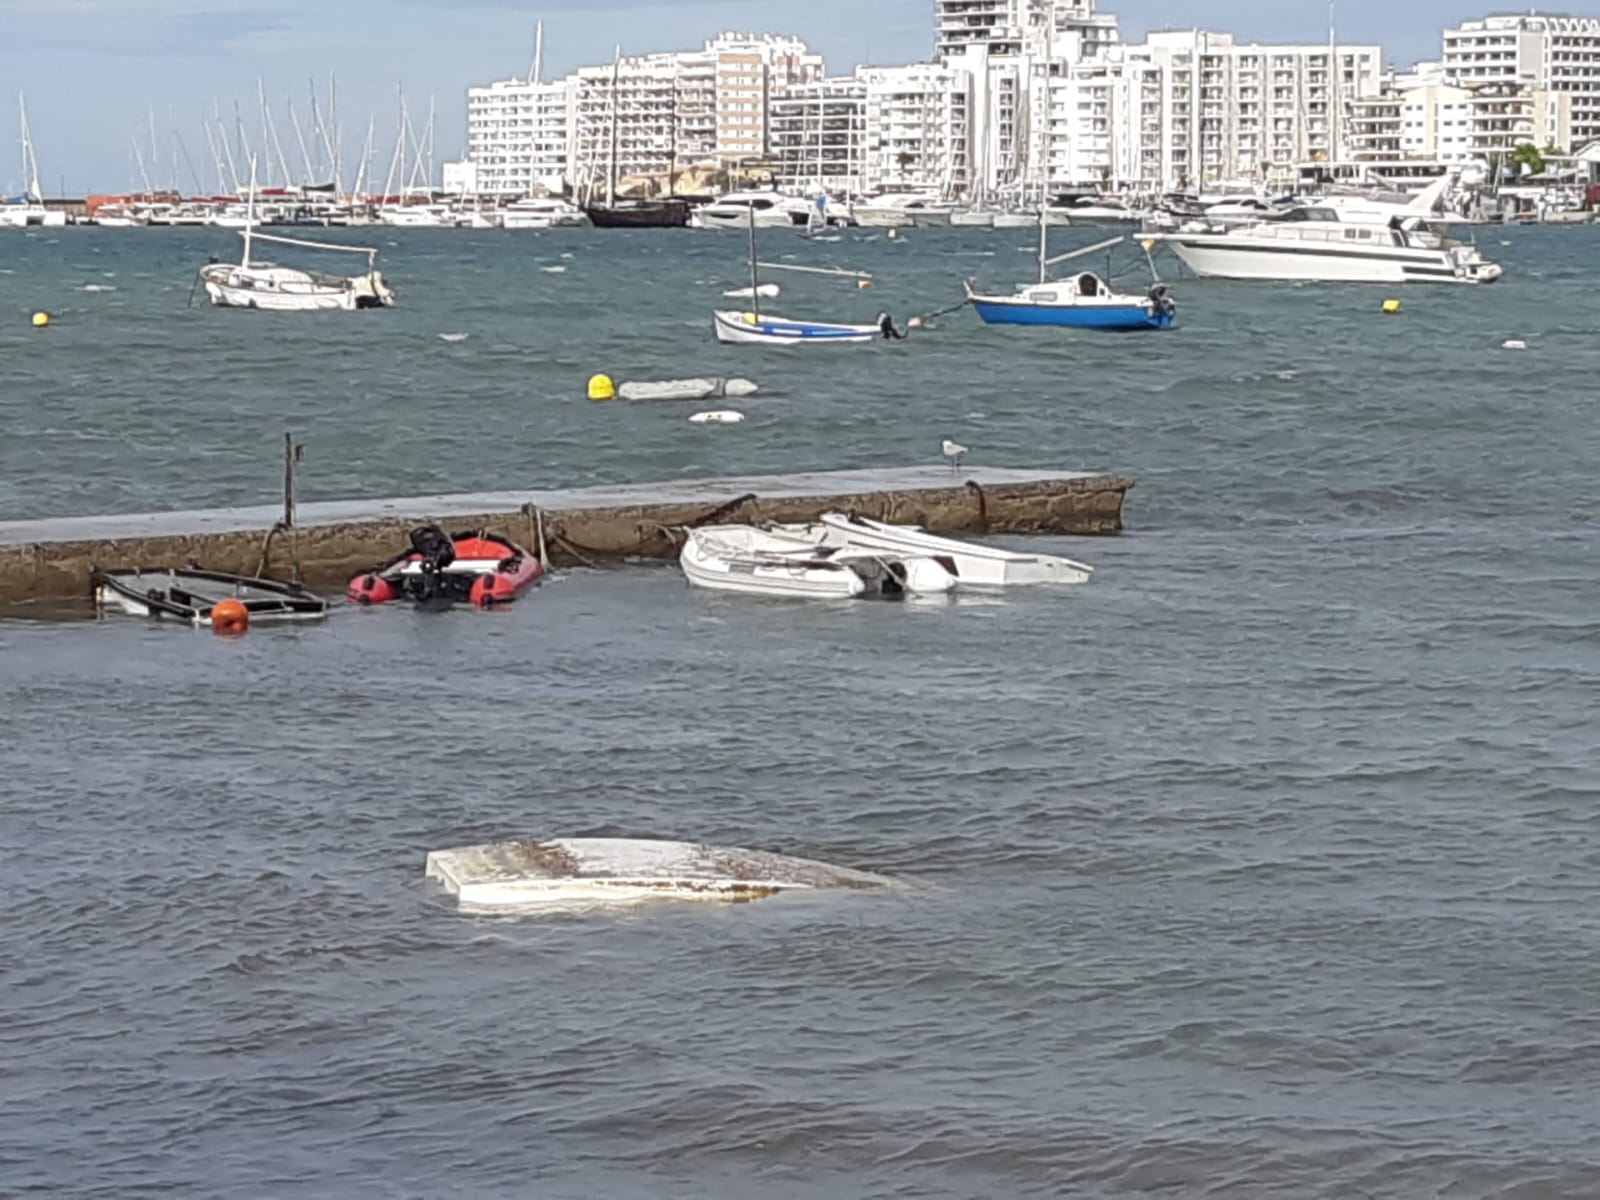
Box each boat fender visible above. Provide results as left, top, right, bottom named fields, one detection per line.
left=347, top=572, right=397, bottom=605
left=210, top=597, right=249, bottom=635
left=618, top=378, right=721, bottom=402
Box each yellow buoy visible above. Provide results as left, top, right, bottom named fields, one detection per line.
left=1381, top=299, right=1401, bottom=315
left=31, top=311, right=49, bottom=328
left=857, top=278, right=872, bottom=289
left=587, top=373, right=615, bottom=402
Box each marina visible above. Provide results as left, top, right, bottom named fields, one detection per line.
left=6, top=1, right=1600, bottom=1194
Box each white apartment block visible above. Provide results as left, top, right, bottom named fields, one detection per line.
left=770, top=78, right=868, bottom=193
left=570, top=33, right=821, bottom=192
left=1037, top=31, right=1382, bottom=191
left=464, top=77, right=574, bottom=196
left=1442, top=14, right=1600, bottom=147
left=935, top=0, right=1119, bottom=60
left=860, top=63, right=972, bottom=193
left=467, top=32, right=821, bottom=199
left=1349, top=80, right=1571, bottom=165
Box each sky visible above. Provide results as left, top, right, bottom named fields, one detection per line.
left=4, top=0, right=1599, bottom=194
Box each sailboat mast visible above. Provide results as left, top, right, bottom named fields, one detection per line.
left=607, top=47, right=621, bottom=209
left=1037, top=204, right=1048, bottom=284
left=1328, top=2, right=1341, bottom=170
left=747, top=203, right=761, bottom=319
left=242, top=156, right=258, bottom=266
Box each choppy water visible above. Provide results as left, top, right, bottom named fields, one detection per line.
left=2, top=225, right=1599, bottom=1197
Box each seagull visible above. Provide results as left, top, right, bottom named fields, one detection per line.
left=941, top=438, right=968, bottom=474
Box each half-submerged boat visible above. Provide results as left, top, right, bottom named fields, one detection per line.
left=426, top=837, right=897, bottom=911
left=92, top=567, right=328, bottom=625
left=711, top=206, right=900, bottom=346
left=790, top=512, right=1094, bottom=587
left=966, top=226, right=1175, bottom=331
left=347, top=525, right=544, bottom=608
left=199, top=159, right=394, bottom=312
left=679, top=525, right=955, bottom=599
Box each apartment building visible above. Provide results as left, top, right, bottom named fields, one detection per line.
left=1347, top=57, right=1572, bottom=166
left=1036, top=31, right=1382, bottom=191
left=860, top=63, right=973, bottom=193
left=1442, top=13, right=1600, bottom=147
left=770, top=78, right=868, bottom=193
left=570, top=33, right=821, bottom=192
left=464, top=77, right=573, bottom=196
left=465, top=33, right=821, bottom=199
left=935, top=0, right=1119, bottom=60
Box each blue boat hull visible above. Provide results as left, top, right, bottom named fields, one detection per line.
left=970, top=298, right=1174, bottom=330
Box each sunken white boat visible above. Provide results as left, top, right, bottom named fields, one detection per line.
left=92, top=567, right=328, bottom=626
left=426, top=837, right=896, bottom=910
left=679, top=525, right=955, bottom=599
left=781, top=512, right=1095, bottom=587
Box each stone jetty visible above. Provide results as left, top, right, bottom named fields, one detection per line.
left=0, top=466, right=1133, bottom=604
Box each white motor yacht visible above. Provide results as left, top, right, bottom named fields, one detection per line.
left=691, top=190, right=812, bottom=230
left=501, top=196, right=590, bottom=230
left=853, top=193, right=957, bottom=228
left=1046, top=196, right=1145, bottom=227
left=1150, top=204, right=1503, bottom=285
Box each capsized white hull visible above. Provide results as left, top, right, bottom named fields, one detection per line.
left=803, top=512, right=1095, bottom=587
left=680, top=525, right=955, bottom=598
left=425, top=837, right=897, bottom=911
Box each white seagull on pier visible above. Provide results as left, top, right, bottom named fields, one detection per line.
left=941, top=438, right=968, bottom=474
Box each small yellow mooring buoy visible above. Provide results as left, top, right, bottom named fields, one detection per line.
left=857, top=278, right=872, bottom=289
left=1381, top=299, right=1401, bottom=315
left=587, top=373, right=615, bottom=402
left=31, top=311, right=50, bottom=328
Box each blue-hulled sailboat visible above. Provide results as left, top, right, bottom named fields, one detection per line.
left=966, top=222, right=1176, bottom=332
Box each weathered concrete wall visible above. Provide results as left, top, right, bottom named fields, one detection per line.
left=0, top=470, right=1132, bottom=604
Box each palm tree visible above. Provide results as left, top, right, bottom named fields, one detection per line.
left=1510, top=142, right=1545, bottom=177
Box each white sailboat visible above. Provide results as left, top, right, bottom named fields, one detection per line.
left=198, top=158, right=396, bottom=311
left=712, top=206, right=899, bottom=345
left=1, top=95, right=66, bottom=229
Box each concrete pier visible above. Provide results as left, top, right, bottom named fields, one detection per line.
left=0, top=466, right=1132, bottom=604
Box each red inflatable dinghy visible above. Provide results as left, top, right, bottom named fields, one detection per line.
left=347, top=525, right=544, bottom=608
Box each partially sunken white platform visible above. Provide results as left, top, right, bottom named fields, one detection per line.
left=425, top=837, right=896, bottom=911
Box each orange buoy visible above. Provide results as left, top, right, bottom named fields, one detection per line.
left=210, top=597, right=250, bottom=635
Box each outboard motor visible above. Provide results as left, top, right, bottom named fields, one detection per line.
left=1147, top=283, right=1177, bottom=318
left=876, top=311, right=906, bottom=340
left=407, top=524, right=456, bottom=608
